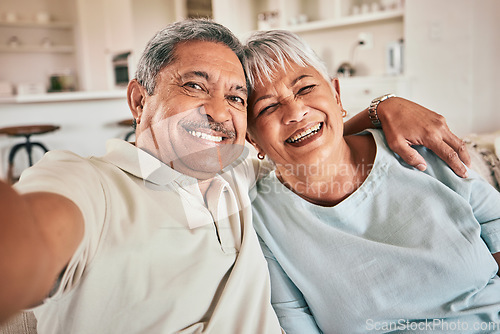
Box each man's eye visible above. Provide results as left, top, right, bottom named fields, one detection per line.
left=184, top=82, right=203, bottom=90
left=297, top=85, right=316, bottom=95
left=228, top=95, right=245, bottom=105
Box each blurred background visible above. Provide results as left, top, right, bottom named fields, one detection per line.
left=0, top=0, right=499, bottom=180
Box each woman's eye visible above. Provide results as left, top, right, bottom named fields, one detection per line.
left=297, top=85, right=316, bottom=95
left=259, top=103, right=279, bottom=115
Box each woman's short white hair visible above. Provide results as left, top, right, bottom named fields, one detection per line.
left=243, top=30, right=331, bottom=89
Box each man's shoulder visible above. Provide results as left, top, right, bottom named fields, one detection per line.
left=14, top=148, right=123, bottom=197
left=31, top=149, right=121, bottom=177
left=41, top=149, right=90, bottom=162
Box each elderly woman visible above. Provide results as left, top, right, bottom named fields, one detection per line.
left=243, top=30, right=500, bottom=334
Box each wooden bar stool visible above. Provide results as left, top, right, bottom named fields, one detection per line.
left=0, top=124, right=60, bottom=184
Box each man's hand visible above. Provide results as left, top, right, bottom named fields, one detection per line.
left=377, top=97, right=471, bottom=178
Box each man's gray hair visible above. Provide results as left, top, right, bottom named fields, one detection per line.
left=243, top=30, right=330, bottom=89
left=135, top=19, right=247, bottom=95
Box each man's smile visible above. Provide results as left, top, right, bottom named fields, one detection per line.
left=187, top=130, right=223, bottom=143
left=180, top=119, right=236, bottom=144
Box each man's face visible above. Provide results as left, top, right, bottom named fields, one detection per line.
left=133, top=40, right=248, bottom=180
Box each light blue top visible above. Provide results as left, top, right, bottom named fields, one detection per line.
left=251, top=130, right=500, bottom=333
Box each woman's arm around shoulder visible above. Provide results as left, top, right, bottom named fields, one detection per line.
left=344, top=97, right=471, bottom=178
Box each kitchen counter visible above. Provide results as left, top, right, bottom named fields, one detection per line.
left=0, top=89, right=127, bottom=104
left=0, top=91, right=131, bottom=180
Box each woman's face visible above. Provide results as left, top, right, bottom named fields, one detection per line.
left=247, top=61, right=345, bottom=170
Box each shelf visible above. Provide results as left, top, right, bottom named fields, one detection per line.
left=0, top=45, right=74, bottom=53
left=283, top=9, right=404, bottom=33
left=0, top=20, right=73, bottom=29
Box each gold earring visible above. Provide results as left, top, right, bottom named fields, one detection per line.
left=135, top=117, right=141, bottom=125
left=341, top=109, right=347, bottom=117
left=257, top=153, right=265, bottom=160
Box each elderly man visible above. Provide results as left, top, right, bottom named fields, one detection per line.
left=0, top=19, right=469, bottom=333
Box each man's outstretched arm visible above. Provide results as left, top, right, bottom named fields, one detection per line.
left=0, top=181, right=83, bottom=323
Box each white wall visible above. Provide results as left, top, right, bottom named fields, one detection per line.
left=405, top=0, right=500, bottom=136
left=212, top=0, right=256, bottom=37
left=469, top=0, right=500, bottom=135
left=130, top=0, right=178, bottom=74
left=74, top=0, right=110, bottom=91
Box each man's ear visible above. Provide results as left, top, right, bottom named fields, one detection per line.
left=330, top=77, right=344, bottom=109
left=127, top=79, right=147, bottom=122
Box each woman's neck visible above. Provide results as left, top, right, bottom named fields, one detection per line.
left=275, top=134, right=376, bottom=207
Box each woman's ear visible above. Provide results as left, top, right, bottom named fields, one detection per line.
left=127, top=79, right=147, bottom=123
left=245, top=132, right=264, bottom=156
left=330, top=77, right=344, bottom=109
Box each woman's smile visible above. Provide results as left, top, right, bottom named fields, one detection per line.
left=285, top=122, right=323, bottom=146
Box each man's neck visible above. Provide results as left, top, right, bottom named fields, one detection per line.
left=198, top=178, right=215, bottom=205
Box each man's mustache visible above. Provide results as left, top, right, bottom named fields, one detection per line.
left=180, top=120, right=236, bottom=138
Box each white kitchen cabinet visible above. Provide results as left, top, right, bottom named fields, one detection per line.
left=75, top=0, right=134, bottom=91
left=102, top=0, right=134, bottom=55
left=338, top=76, right=411, bottom=119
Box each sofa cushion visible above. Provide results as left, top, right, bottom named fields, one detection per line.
left=464, top=130, right=500, bottom=191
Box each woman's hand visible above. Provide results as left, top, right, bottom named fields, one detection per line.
left=377, top=97, right=471, bottom=178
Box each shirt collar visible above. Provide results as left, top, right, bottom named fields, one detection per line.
left=101, top=139, right=250, bottom=186
left=102, top=138, right=185, bottom=186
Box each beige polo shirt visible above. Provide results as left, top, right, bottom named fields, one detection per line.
left=15, top=139, right=282, bottom=334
